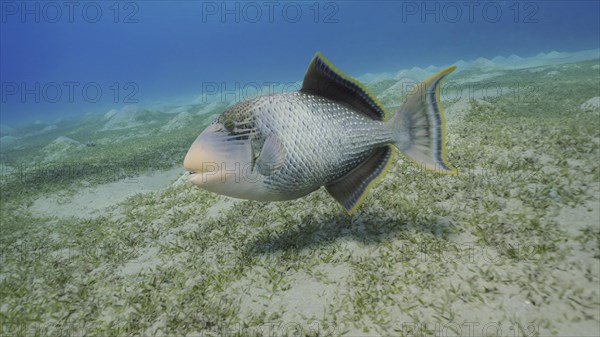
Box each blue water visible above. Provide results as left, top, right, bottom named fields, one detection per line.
left=1, top=1, right=599, bottom=124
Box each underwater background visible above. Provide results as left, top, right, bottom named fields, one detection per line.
left=1, top=1, right=599, bottom=336
left=2, top=1, right=599, bottom=124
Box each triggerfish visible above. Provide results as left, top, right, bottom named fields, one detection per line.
left=184, top=53, right=456, bottom=214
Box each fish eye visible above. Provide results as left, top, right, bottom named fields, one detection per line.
left=223, top=120, right=235, bottom=131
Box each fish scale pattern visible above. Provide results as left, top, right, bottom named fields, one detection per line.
left=226, top=92, right=394, bottom=200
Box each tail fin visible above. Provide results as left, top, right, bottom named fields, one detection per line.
left=388, top=66, right=457, bottom=174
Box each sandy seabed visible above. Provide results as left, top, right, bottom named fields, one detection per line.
left=1, top=56, right=599, bottom=337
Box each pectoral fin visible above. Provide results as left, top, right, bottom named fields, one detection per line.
left=255, top=134, right=285, bottom=176
left=326, top=146, right=395, bottom=214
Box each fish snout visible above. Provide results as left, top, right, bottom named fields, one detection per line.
left=183, top=125, right=225, bottom=175
left=183, top=124, right=254, bottom=188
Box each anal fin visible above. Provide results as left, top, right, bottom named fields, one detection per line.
left=326, top=146, right=395, bottom=214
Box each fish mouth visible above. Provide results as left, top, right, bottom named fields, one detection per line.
left=183, top=124, right=253, bottom=184
left=186, top=171, right=204, bottom=186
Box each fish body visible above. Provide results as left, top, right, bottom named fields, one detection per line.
left=184, top=53, right=456, bottom=213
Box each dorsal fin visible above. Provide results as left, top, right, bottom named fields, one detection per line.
left=301, top=52, right=389, bottom=121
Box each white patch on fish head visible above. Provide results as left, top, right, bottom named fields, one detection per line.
left=183, top=108, right=268, bottom=199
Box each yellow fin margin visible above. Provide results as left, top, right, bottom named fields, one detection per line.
left=309, top=52, right=391, bottom=121
left=404, top=65, right=457, bottom=175
left=347, top=147, right=397, bottom=215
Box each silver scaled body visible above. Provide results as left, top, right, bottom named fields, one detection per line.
left=218, top=92, right=393, bottom=201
